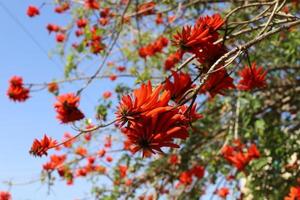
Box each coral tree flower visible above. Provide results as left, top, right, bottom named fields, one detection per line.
left=7, top=76, right=30, bottom=102
left=199, top=68, right=235, bottom=98
left=85, top=0, right=100, bottom=10
left=30, top=135, right=57, bottom=157
left=237, top=62, right=267, bottom=91
left=116, top=81, right=171, bottom=126
left=221, top=142, right=260, bottom=171
left=217, top=187, right=230, bottom=198
left=27, top=6, right=40, bottom=17
left=54, top=93, right=85, bottom=123
left=285, top=186, right=300, bottom=200
left=0, top=191, right=12, bottom=200
left=122, top=108, right=189, bottom=157
left=164, top=71, right=194, bottom=103
left=173, top=14, right=224, bottom=55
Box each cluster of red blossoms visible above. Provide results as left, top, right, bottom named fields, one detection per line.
left=7, top=76, right=30, bottom=102
left=54, top=93, right=85, bottom=124
left=172, top=14, right=236, bottom=97
left=138, top=36, right=169, bottom=58
left=29, top=135, right=57, bottom=157
left=285, top=186, right=300, bottom=200
left=237, top=62, right=267, bottom=91
left=221, top=140, right=260, bottom=171
left=27, top=6, right=39, bottom=17
left=116, top=80, right=201, bottom=157
left=178, top=165, right=205, bottom=186
left=0, top=191, right=11, bottom=200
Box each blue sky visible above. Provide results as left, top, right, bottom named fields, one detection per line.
left=0, top=0, right=109, bottom=199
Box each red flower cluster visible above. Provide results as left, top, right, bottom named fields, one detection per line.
left=137, top=1, right=156, bottom=16
left=47, top=82, right=59, bottom=94
left=173, top=14, right=223, bottom=56
left=199, top=68, right=235, bottom=98
left=43, top=154, right=67, bottom=171
left=164, top=71, right=194, bottom=103
left=221, top=141, right=260, bottom=171
left=77, top=18, right=88, bottom=28
left=27, top=6, right=40, bottom=17
left=103, top=91, right=112, bottom=99
left=164, top=51, right=182, bottom=71
left=118, top=165, right=128, bottom=178
left=7, top=76, right=30, bottom=102
left=217, top=187, right=230, bottom=198
left=0, top=191, right=11, bottom=200
left=56, top=33, right=65, bottom=43
left=54, top=93, right=85, bottom=123
left=139, top=37, right=169, bottom=58
left=99, top=8, right=111, bottom=26
left=285, top=186, right=300, bottom=200
left=179, top=165, right=205, bottom=185
left=237, top=62, right=267, bottom=91
left=54, top=2, right=70, bottom=13
left=88, top=26, right=105, bottom=54
left=116, top=81, right=170, bottom=126
left=47, top=24, right=60, bottom=34
left=30, top=135, right=57, bottom=157
left=116, top=81, right=193, bottom=157
left=85, top=0, right=100, bottom=10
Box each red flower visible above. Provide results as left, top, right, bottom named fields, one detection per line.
left=217, top=187, right=230, bottom=198
left=173, top=25, right=211, bottom=54
left=247, top=144, right=260, bottom=159
left=43, top=154, right=66, bottom=171
left=75, top=146, right=87, bottom=157
left=168, top=154, right=180, bottom=165
left=196, top=43, right=226, bottom=65
left=85, top=0, right=100, bottom=10
left=117, top=66, right=126, bottom=72
left=179, top=171, right=193, bottom=185
left=48, top=82, right=59, bottom=94
left=122, top=108, right=188, bottom=157
left=30, top=135, right=57, bottom=157
left=118, top=165, right=127, bottom=178
left=56, top=33, right=65, bottom=43
left=0, top=191, right=11, bottom=200
left=100, top=8, right=110, bottom=18
left=109, top=74, right=117, bottom=81
left=98, top=149, right=106, bottom=157
left=103, top=91, right=112, bottom=99
left=191, top=165, right=205, bottom=179
left=173, top=14, right=224, bottom=56
left=237, top=63, right=267, bottom=91
left=222, top=142, right=260, bottom=171
left=77, top=18, right=88, bottom=28
left=155, top=13, right=163, bottom=24
left=62, top=132, right=75, bottom=148
left=137, top=2, right=156, bottom=16
left=179, top=104, right=203, bottom=122
left=138, top=37, right=168, bottom=58
left=106, top=156, right=113, bottom=162
left=46, top=24, right=60, bottom=34
left=7, top=76, right=30, bottom=102
left=27, top=6, right=39, bottom=17
left=164, top=51, right=182, bottom=71
left=116, top=81, right=171, bottom=126
left=104, top=135, right=112, bottom=148
left=200, top=68, right=235, bottom=98
left=54, top=2, right=70, bottom=13
left=285, top=186, right=300, bottom=200
left=54, top=93, right=85, bottom=123
left=196, top=14, right=224, bottom=40
left=164, top=71, right=193, bottom=103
